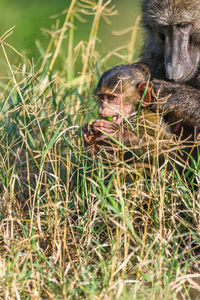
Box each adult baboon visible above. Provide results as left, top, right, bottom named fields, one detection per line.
left=141, top=0, right=200, bottom=140
left=141, top=0, right=200, bottom=89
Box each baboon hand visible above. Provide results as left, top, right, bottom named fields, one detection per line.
left=82, top=123, right=100, bottom=146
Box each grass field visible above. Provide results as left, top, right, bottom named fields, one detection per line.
left=0, top=0, right=200, bottom=299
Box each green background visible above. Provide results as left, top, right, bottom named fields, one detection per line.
left=0, top=0, right=142, bottom=73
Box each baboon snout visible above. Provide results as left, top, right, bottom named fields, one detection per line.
left=165, top=63, right=184, bottom=81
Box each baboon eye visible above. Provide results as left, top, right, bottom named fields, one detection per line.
left=177, top=22, right=190, bottom=29
left=108, top=95, right=115, bottom=101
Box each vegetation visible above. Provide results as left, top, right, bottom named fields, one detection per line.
left=0, top=0, right=199, bottom=299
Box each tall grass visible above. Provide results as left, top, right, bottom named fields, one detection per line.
left=0, top=1, right=200, bottom=299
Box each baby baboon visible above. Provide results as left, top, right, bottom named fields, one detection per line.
left=141, top=0, right=200, bottom=88
left=83, top=63, right=166, bottom=154
left=83, top=62, right=200, bottom=173
left=82, top=63, right=176, bottom=164
left=83, top=63, right=158, bottom=149
left=83, top=61, right=200, bottom=150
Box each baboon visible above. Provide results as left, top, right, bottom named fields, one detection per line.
left=82, top=62, right=199, bottom=173
left=83, top=63, right=167, bottom=155
left=83, top=62, right=200, bottom=153
left=141, top=0, right=200, bottom=88
left=140, top=0, right=200, bottom=146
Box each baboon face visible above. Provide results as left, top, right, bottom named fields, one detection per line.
left=142, top=0, right=200, bottom=83
left=94, top=63, right=151, bottom=124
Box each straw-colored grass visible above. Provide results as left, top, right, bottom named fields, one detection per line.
left=0, top=1, right=200, bottom=299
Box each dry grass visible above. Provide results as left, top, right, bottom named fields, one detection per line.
left=0, top=1, right=200, bottom=299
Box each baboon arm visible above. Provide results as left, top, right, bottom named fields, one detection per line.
left=152, top=79, right=200, bottom=128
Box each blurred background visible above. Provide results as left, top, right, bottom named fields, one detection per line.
left=0, top=0, right=142, bottom=75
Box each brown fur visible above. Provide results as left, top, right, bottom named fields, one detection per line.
left=141, top=0, right=200, bottom=88
left=151, top=79, right=200, bottom=129
left=140, top=0, right=200, bottom=137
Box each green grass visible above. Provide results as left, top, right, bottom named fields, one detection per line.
left=0, top=1, right=200, bottom=299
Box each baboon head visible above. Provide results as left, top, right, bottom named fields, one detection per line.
left=142, top=0, right=200, bottom=83
left=94, top=63, right=152, bottom=123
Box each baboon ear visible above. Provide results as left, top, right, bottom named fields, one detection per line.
left=137, top=81, right=153, bottom=107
